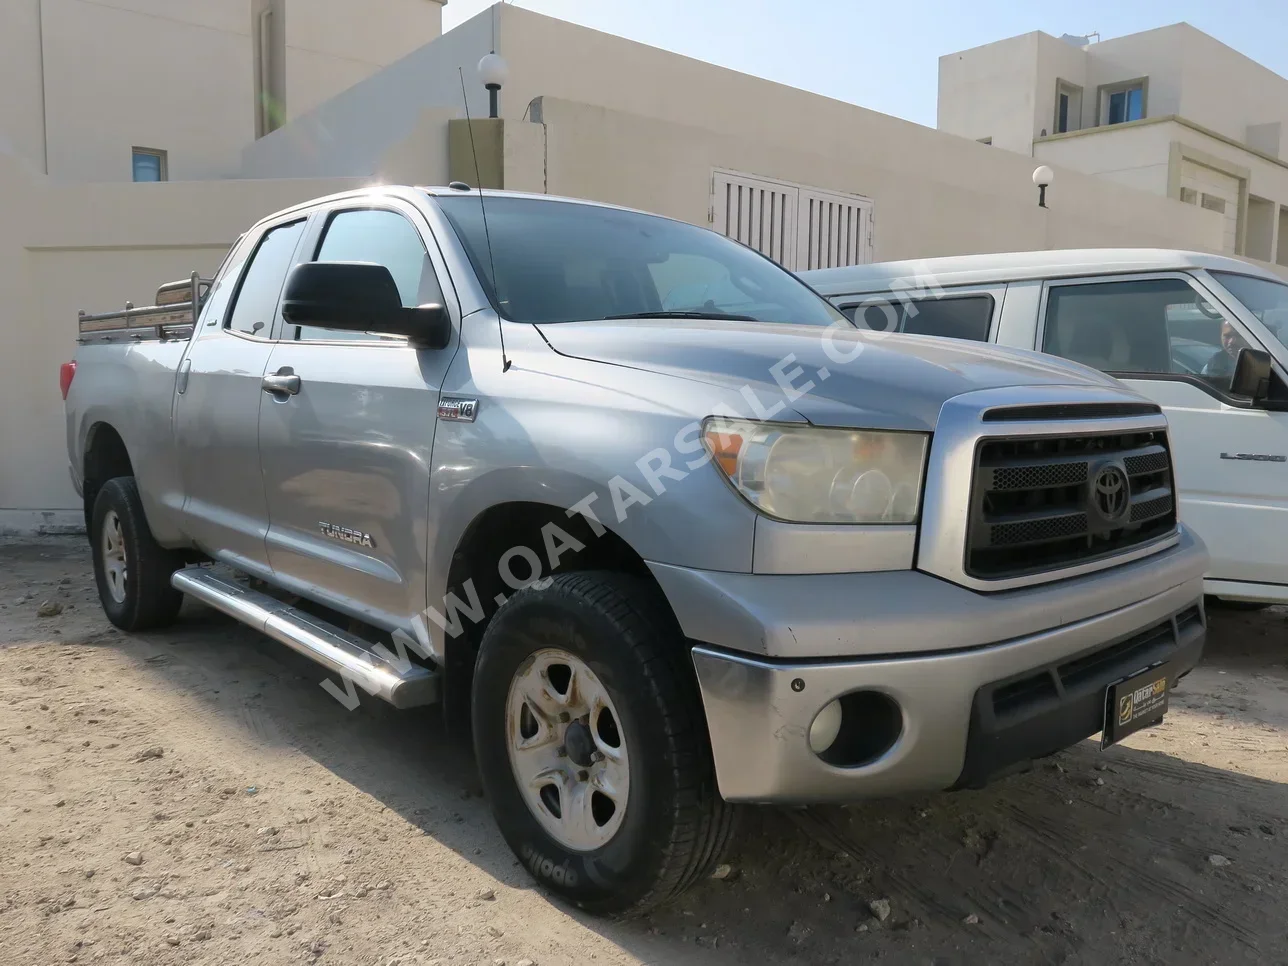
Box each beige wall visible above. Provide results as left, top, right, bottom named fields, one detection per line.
left=1036, top=118, right=1288, bottom=257
left=0, top=151, right=362, bottom=528
left=1174, top=26, right=1288, bottom=157
left=40, top=0, right=255, bottom=181
left=240, top=7, right=491, bottom=179
left=282, top=0, right=444, bottom=123
left=1033, top=121, right=1175, bottom=195
left=938, top=34, right=1034, bottom=152
left=526, top=97, right=1223, bottom=263
left=1032, top=32, right=1090, bottom=137
left=941, top=23, right=1288, bottom=161
left=0, top=0, right=48, bottom=173
left=0, top=0, right=445, bottom=182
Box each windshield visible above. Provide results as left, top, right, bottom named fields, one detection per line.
left=435, top=194, right=847, bottom=326
left=1211, top=271, right=1288, bottom=351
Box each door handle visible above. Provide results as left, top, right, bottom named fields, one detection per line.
left=176, top=359, right=192, bottom=395
left=262, top=367, right=301, bottom=396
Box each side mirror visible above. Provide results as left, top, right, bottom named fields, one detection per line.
left=1231, top=347, right=1274, bottom=403
left=281, top=262, right=451, bottom=349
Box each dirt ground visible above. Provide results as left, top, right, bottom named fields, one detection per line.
left=2, top=537, right=1286, bottom=966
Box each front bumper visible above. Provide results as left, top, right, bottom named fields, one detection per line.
left=669, top=530, right=1208, bottom=804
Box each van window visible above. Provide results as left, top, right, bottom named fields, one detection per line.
left=842, top=294, right=993, bottom=342
left=1042, top=277, right=1251, bottom=395
left=1211, top=272, right=1288, bottom=352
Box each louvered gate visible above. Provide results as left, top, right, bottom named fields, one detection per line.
left=710, top=170, right=872, bottom=270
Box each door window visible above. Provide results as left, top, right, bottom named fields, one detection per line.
left=295, top=209, right=443, bottom=342
left=1042, top=277, right=1251, bottom=395
left=224, top=219, right=306, bottom=336
left=841, top=294, right=993, bottom=342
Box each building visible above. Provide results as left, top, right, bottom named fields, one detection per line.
left=939, top=23, right=1288, bottom=264
left=0, top=4, right=1236, bottom=531
left=1, top=0, right=445, bottom=182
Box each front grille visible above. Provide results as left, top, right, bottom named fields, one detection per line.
left=966, top=429, right=1177, bottom=580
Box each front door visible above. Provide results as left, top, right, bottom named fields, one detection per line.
left=173, top=216, right=309, bottom=574
left=1039, top=272, right=1288, bottom=591
left=257, top=203, right=459, bottom=630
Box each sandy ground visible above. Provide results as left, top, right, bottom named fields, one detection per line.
left=2, top=536, right=1287, bottom=966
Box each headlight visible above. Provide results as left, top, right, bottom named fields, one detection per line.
left=702, top=418, right=928, bottom=524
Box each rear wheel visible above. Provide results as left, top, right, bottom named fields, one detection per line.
left=472, top=571, right=735, bottom=914
left=90, top=477, right=185, bottom=631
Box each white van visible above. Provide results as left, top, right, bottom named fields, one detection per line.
left=805, top=250, right=1288, bottom=606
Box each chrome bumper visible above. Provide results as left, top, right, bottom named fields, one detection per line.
left=681, top=535, right=1208, bottom=804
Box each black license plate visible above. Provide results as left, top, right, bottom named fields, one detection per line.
left=1101, top=664, right=1171, bottom=749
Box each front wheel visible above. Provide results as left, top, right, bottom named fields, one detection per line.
left=472, top=571, right=735, bottom=914
left=90, top=477, right=185, bottom=631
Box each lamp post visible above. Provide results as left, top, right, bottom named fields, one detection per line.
left=477, top=52, right=509, bottom=119
left=1033, top=164, right=1054, bottom=208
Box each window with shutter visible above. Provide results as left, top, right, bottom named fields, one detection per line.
left=710, top=170, right=872, bottom=271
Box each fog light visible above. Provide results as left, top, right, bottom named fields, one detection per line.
left=809, top=699, right=843, bottom=754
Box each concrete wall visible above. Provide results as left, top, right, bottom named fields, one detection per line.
left=40, top=0, right=255, bottom=181
left=1033, top=33, right=1090, bottom=136
left=0, top=0, right=446, bottom=182
left=0, top=0, right=48, bottom=173
left=938, top=34, right=1039, bottom=153
left=526, top=97, right=1223, bottom=263
left=1036, top=118, right=1288, bottom=257
left=1033, top=121, right=1175, bottom=196
left=1173, top=25, right=1288, bottom=158
left=240, top=8, right=492, bottom=179
left=0, top=151, right=362, bottom=529
left=940, top=23, right=1288, bottom=160
left=1082, top=24, right=1185, bottom=125
left=282, top=0, right=444, bottom=123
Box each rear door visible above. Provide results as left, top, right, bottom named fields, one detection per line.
left=257, top=200, right=460, bottom=630
left=1037, top=272, right=1288, bottom=591
left=173, top=215, right=309, bottom=573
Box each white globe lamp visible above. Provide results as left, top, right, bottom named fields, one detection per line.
left=478, top=53, right=510, bottom=118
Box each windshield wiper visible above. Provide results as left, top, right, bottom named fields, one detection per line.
left=603, top=310, right=759, bottom=322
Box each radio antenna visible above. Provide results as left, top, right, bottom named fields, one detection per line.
left=459, top=66, right=510, bottom=372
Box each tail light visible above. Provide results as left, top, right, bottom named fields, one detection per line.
left=60, top=361, right=77, bottom=400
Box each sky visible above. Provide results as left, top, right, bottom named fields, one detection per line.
left=443, top=0, right=1288, bottom=129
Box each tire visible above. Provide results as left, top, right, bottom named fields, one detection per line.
left=472, top=571, right=735, bottom=914
left=90, top=477, right=185, bottom=631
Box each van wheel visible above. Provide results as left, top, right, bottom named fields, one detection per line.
left=90, top=477, right=185, bottom=631
left=472, top=571, right=735, bottom=914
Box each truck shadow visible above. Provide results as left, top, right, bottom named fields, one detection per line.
left=83, top=594, right=1284, bottom=966
left=12, top=533, right=1283, bottom=966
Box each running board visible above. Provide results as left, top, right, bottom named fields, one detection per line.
left=171, top=568, right=439, bottom=709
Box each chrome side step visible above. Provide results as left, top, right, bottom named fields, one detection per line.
left=171, top=568, right=439, bottom=709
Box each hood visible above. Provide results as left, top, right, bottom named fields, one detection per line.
left=536, top=319, right=1119, bottom=431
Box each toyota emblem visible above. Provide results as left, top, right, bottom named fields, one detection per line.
left=1091, top=463, right=1130, bottom=523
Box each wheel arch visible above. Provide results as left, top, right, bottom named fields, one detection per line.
left=436, top=499, right=683, bottom=735
left=81, top=422, right=134, bottom=534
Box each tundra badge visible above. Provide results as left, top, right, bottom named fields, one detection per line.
left=319, top=522, right=375, bottom=548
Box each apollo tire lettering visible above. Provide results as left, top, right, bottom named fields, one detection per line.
left=520, top=842, right=580, bottom=887
left=318, top=522, right=375, bottom=548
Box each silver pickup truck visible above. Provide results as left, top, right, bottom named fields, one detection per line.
left=64, top=185, right=1208, bottom=912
